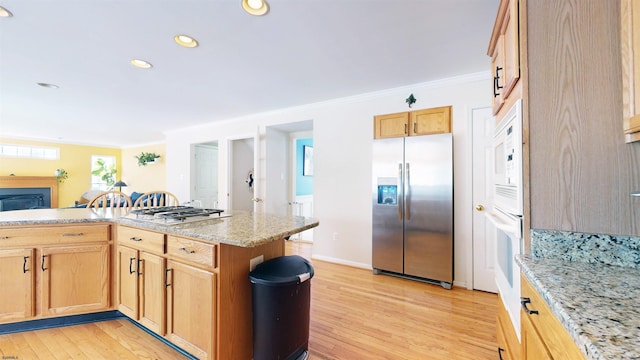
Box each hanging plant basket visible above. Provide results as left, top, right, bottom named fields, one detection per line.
left=136, top=152, right=161, bottom=166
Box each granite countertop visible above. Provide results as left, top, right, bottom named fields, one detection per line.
left=517, top=255, right=640, bottom=360
left=0, top=208, right=319, bottom=248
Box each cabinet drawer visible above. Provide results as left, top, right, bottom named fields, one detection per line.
left=0, top=224, right=110, bottom=247
left=167, top=235, right=216, bottom=269
left=118, top=226, right=165, bottom=254
left=520, top=275, right=585, bottom=359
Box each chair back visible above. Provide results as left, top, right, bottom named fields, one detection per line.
left=132, top=191, right=180, bottom=208
left=86, top=190, right=132, bottom=210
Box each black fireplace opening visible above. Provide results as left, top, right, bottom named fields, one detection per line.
left=0, top=188, right=51, bottom=211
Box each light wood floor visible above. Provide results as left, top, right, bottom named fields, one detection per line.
left=0, top=241, right=498, bottom=359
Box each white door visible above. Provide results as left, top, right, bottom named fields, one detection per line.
left=472, top=107, right=498, bottom=293
left=193, top=143, right=218, bottom=208
left=229, top=137, right=255, bottom=211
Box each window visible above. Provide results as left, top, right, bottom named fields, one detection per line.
left=0, top=143, right=59, bottom=160
left=91, top=156, right=116, bottom=190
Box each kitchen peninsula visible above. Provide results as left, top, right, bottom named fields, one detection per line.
left=0, top=208, right=319, bottom=360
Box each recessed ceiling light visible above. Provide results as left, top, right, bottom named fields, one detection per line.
left=0, top=6, right=12, bottom=17
left=242, top=0, right=269, bottom=16
left=130, top=59, right=152, bottom=69
left=37, top=83, right=59, bottom=89
left=174, top=34, right=199, bottom=48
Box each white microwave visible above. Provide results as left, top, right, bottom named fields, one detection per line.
left=493, top=99, right=523, bottom=216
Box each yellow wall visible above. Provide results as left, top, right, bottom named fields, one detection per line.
left=0, top=138, right=122, bottom=207
left=121, top=144, right=167, bottom=196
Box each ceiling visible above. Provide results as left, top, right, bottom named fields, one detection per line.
left=0, top=0, right=498, bottom=148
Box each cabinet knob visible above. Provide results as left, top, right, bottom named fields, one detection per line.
left=520, top=297, right=539, bottom=315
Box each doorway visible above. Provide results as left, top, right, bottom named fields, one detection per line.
left=192, top=142, right=218, bottom=208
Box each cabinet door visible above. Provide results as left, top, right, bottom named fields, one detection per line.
left=374, top=112, right=409, bottom=139
left=502, top=0, right=520, bottom=98
left=166, top=260, right=215, bottom=360
left=40, top=244, right=109, bottom=316
left=521, top=313, right=553, bottom=360
left=410, top=106, right=451, bottom=135
left=138, top=252, right=166, bottom=335
left=117, top=245, right=139, bottom=319
left=0, top=248, right=34, bottom=323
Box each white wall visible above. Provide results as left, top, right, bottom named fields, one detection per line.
left=165, top=72, right=490, bottom=288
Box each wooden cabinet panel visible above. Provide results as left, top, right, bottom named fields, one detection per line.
left=497, top=298, right=520, bottom=360
left=520, top=275, right=585, bottom=360
left=118, top=226, right=165, bottom=254
left=0, top=224, right=110, bottom=247
left=0, top=248, right=34, bottom=323
left=167, top=235, right=216, bottom=270
left=166, top=260, right=215, bottom=360
left=116, top=245, right=139, bottom=319
left=410, top=106, right=451, bottom=135
left=138, top=252, right=166, bottom=335
left=621, top=0, right=640, bottom=142
left=374, top=112, right=409, bottom=139
left=40, top=244, right=109, bottom=316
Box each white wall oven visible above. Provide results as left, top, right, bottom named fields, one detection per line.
left=488, top=98, right=523, bottom=340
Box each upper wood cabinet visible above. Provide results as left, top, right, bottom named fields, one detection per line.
left=621, top=0, right=640, bottom=142
left=374, top=106, right=452, bottom=139
left=488, top=0, right=520, bottom=115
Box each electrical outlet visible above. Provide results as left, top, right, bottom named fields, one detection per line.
left=249, top=255, right=264, bottom=272
left=332, top=232, right=339, bottom=241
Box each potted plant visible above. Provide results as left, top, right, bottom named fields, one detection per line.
left=54, top=168, right=68, bottom=183
left=136, top=152, right=161, bottom=166
left=91, top=158, right=116, bottom=187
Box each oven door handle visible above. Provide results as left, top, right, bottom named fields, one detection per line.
left=486, top=211, right=521, bottom=238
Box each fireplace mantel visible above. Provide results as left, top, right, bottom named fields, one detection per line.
left=0, top=176, right=59, bottom=208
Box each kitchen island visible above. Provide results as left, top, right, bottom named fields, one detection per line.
left=518, top=235, right=640, bottom=360
left=0, top=208, right=319, bottom=360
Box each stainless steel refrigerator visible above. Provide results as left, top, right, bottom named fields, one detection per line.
left=372, top=133, right=453, bottom=289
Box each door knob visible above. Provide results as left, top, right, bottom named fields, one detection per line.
left=475, top=204, right=484, bottom=211
left=252, top=198, right=263, bottom=203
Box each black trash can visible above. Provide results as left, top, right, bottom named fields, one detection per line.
left=249, top=255, right=314, bottom=360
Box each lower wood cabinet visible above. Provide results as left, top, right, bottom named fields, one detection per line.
left=0, top=224, right=111, bottom=324
left=520, top=274, right=585, bottom=360
left=116, top=245, right=166, bottom=334
left=0, top=248, right=35, bottom=322
left=497, top=297, right=520, bottom=360
left=40, top=244, right=109, bottom=316
left=166, top=259, right=215, bottom=360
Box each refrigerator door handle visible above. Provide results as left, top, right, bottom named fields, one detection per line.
left=397, top=163, right=403, bottom=220
left=405, top=162, right=410, bottom=221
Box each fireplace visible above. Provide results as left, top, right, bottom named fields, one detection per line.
left=0, top=176, right=58, bottom=211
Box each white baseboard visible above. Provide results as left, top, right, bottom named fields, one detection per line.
left=310, top=254, right=372, bottom=270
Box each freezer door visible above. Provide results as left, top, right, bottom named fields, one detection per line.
left=403, top=133, right=453, bottom=283
left=372, top=137, right=404, bottom=273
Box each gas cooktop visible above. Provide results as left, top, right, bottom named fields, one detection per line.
left=128, top=206, right=226, bottom=224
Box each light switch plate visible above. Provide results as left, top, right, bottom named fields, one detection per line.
left=249, top=255, right=264, bottom=272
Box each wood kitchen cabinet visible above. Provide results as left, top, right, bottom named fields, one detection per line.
left=0, top=224, right=111, bottom=324
left=497, top=298, right=520, bottom=360
left=621, top=0, right=640, bottom=142
left=40, top=244, right=109, bottom=316
left=520, top=275, right=585, bottom=360
left=116, top=226, right=167, bottom=334
left=0, top=248, right=35, bottom=322
left=373, top=106, right=451, bottom=139
left=166, top=259, right=215, bottom=360
left=489, top=0, right=520, bottom=116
